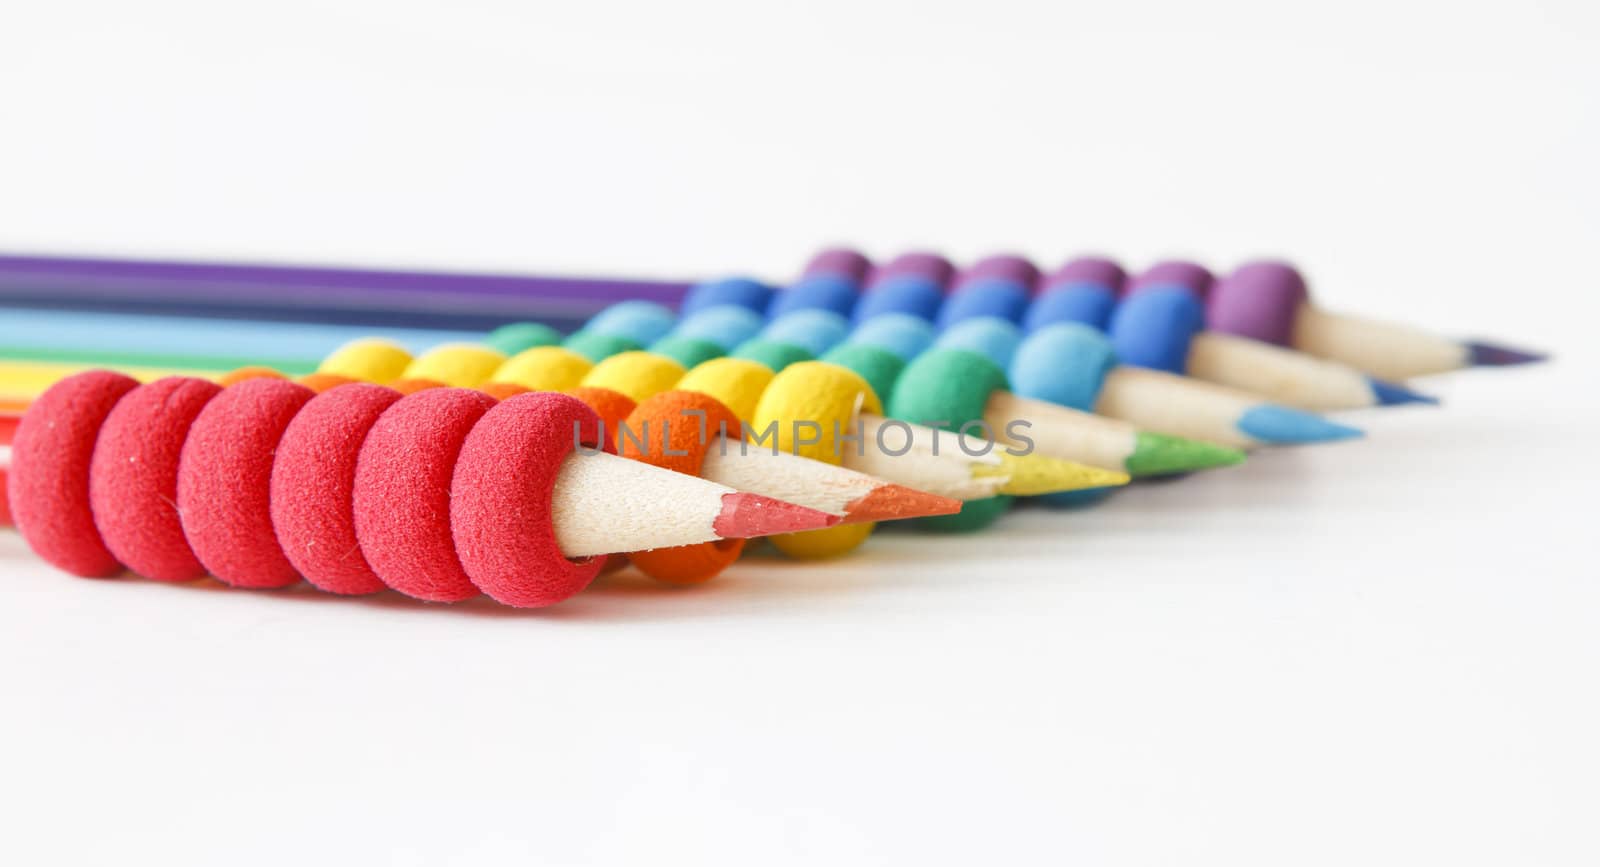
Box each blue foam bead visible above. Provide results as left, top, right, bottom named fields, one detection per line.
left=1107, top=287, right=1204, bottom=375
left=766, top=274, right=860, bottom=319
left=760, top=309, right=852, bottom=356
left=667, top=304, right=766, bottom=351
left=935, top=280, right=1031, bottom=329
left=1007, top=323, right=1117, bottom=412
left=934, top=317, right=1022, bottom=369
left=680, top=277, right=775, bottom=316
left=1024, top=283, right=1119, bottom=333
left=852, top=276, right=945, bottom=323
left=581, top=300, right=677, bottom=346
left=847, top=313, right=935, bottom=361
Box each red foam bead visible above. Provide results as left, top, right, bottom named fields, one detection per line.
left=89, top=377, right=222, bottom=582
left=177, top=378, right=315, bottom=589
left=353, top=387, right=496, bottom=602
left=271, top=383, right=402, bottom=595
left=8, top=370, right=139, bottom=577
left=451, top=392, right=608, bottom=608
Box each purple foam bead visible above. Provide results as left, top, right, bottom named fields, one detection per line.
left=803, top=247, right=873, bottom=282
left=868, top=252, right=956, bottom=289
left=953, top=254, right=1040, bottom=292
left=1125, top=260, right=1215, bottom=300
left=1043, top=256, right=1127, bottom=293
left=1206, top=261, right=1310, bottom=347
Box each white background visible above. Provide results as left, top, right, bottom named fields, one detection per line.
left=2, top=2, right=1598, bottom=865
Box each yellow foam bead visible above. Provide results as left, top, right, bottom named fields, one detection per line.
left=581, top=351, right=685, bottom=404
left=318, top=339, right=413, bottom=384
left=491, top=346, right=593, bottom=392
left=750, top=361, right=885, bottom=559
left=675, top=358, right=775, bottom=423
left=400, top=343, right=506, bottom=388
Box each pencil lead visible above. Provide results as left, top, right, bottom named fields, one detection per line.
left=1237, top=406, right=1363, bottom=445
left=983, top=451, right=1130, bottom=496
left=712, top=492, right=839, bottom=538
left=1467, top=340, right=1548, bottom=367
left=1369, top=377, right=1439, bottom=407
left=839, top=484, right=962, bottom=525
left=1125, top=432, right=1246, bottom=477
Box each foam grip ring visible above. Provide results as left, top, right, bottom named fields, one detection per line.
left=1008, top=324, right=1116, bottom=412
left=1024, top=283, right=1120, bottom=333
left=9, top=370, right=140, bottom=576
left=847, top=313, right=936, bottom=361
left=491, top=346, right=594, bottom=392
left=1107, top=287, right=1205, bottom=375
left=669, top=304, right=765, bottom=350
left=1045, top=256, right=1127, bottom=292
left=676, top=357, right=778, bottom=422
left=620, top=391, right=747, bottom=584
left=803, top=247, right=873, bottom=282
left=320, top=338, right=413, bottom=384
left=354, top=388, right=498, bottom=602
left=731, top=339, right=814, bottom=375
left=1027, top=256, right=1129, bottom=333
left=480, top=382, right=530, bottom=401
left=853, top=275, right=945, bottom=323
left=956, top=254, right=1041, bottom=292
left=935, top=318, right=1022, bottom=369
left=584, top=301, right=678, bottom=346
left=298, top=372, right=358, bottom=393
left=648, top=336, right=726, bottom=370
left=90, top=376, right=222, bottom=582
left=759, top=310, right=852, bottom=357
left=820, top=344, right=906, bottom=411
left=886, top=349, right=1013, bottom=532
left=177, top=377, right=316, bottom=588
left=751, top=361, right=883, bottom=558
left=219, top=367, right=287, bottom=386
left=567, top=386, right=638, bottom=450
left=767, top=274, right=860, bottom=319
left=270, top=383, right=404, bottom=595
left=582, top=351, right=686, bottom=404
left=483, top=322, right=562, bottom=355
left=680, top=277, right=775, bottom=316
left=1206, top=261, right=1309, bottom=347
left=564, top=331, right=642, bottom=363
left=402, top=344, right=508, bottom=388
left=1124, top=260, right=1215, bottom=300
left=451, top=392, right=611, bottom=607
left=937, top=281, right=1030, bottom=328
left=873, top=252, right=955, bottom=288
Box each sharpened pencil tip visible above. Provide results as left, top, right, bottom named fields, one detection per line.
left=1467, top=340, right=1548, bottom=367
left=1238, top=406, right=1364, bottom=445
left=1369, top=377, right=1439, bottom=407
left=841, top=484, right=963, bottom=524
left=1126, top=432, right=1247, bottom=476
left=990, top=451, right=1130, bottom=496
left=712, top=492, right=840, bottom=538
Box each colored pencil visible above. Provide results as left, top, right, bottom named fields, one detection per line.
left=0, top=253, right=690, bottom=331
left=1208, top=261, right=1545, bottom=380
